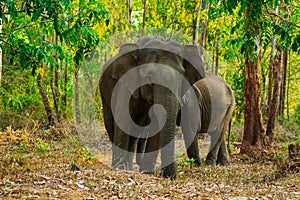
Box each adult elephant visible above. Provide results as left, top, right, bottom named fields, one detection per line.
left=179, top=72, right=235, bottom=166
left=100, top=36, right=158, bottom=170
left=100, top=37, right=205, bottom=178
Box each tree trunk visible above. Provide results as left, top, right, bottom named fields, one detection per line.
left=128, top=0, right=132, bottom=26
left=279, top=49, right=288, bottom=116
left=61, top=63, right=68, bottom=119
left=199, top=0, right=209, bottom=49
left=74, top=63, right=81, bottom=125
left=0, top=17, right=2, bottom=88
left=142, top=0, right=147, bottom=36
left=215, top=41, right=219, bottom=75
left=37, top=73, right=54, bottom=126
left=241, top=4, right=267, bottom=157
left=266, top=46, right=283, bottom=141
left=52, top=34, right=60, bottom=122
left=286, top=57, right=290, bottom=120
left=193, top=0, right=203, bottom=45
left=267, top=35, right=276, bottom=115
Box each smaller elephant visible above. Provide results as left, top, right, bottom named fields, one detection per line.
left=178, top=72, right=235, bottom=166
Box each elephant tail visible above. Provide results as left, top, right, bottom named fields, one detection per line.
left=227, top=119, right=232, bottom=155
left=225, top=83, right=235, bottom=156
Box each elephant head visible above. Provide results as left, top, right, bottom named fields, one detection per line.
left=137, top=38, right=205, bottom=104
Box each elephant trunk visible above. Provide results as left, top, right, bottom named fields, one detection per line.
left=153, top=84, right=179, bottom=178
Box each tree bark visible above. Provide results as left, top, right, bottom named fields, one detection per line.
left=37, top=73, right=54, bottom=126
left=142, top=0, right=147, bottom=36
left=267, top=34, right=276, bottom=116
left=215, top=41, right=219, bottom=75
left=0, top=17, right=2, bottom=88
left=241, top=4, right=267, bottom=156
left=74, top=63, right=81, bottom=125
left=286, top=56, right=290, bottom=120
left=199, top=0, right=209, bottom=49
left=266, top=46, right=283, bottom=141
left=193, top=0, right=203, bottom=45
left=61, top=63, right=68, bottom=119
left=128, top=0, right=132, bottom=26
left=279, top=49, right=288, bottom=116
left=52, top=34, right=60, bottom=122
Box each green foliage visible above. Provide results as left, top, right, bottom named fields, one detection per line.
left=36, top=139, right=50, bottom=153
left=1, top=0, right=300, bottom=131
left=177, top=158, right=196, bottom=167
left=293, top=105, right=300, bottom=124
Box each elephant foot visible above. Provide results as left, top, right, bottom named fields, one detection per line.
left=205, top=158, right=216, bottom=166
left=112, top=159, right=133, bottom=170
left=139, top=162, right=155, bottom=174
left=136, top=154, right=143, bottom=166
left=161, top=163, right=176, bottom=179
left=140, top=169, right=155, bottom=174
left=192, top=158, right=202, bottom=167
left=216, top=158, right=230, bottom=166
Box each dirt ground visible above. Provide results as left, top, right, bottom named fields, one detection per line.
left=0, top=124, right=299, bottom=199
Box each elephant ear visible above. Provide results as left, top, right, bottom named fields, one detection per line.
left=111, top=43, right=139, bottom=99
left=111, top=43, right=138, bottom=79
left=183, top=45, right=205, bottom=85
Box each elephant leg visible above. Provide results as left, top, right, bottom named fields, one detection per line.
left=112, top=124, right=131, bottom=170
left=127, top=136, right=139, bottom=170
left=205, top=129, right=223, bottom=166
left=136, top=138, right=146, bottom=166
left=216, top=107, right=233, bottom=165
left=139, top=133, right=160, bottom=174
left=216, top=135, right=230, bottom=166
left=186, top=135, right=201, bottom=166
left=102, top=102, right=114, bottom=142
left=181, top=120, right=201, bottom=166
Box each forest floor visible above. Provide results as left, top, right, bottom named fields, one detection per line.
left=0, top=123, right=299, bottom=199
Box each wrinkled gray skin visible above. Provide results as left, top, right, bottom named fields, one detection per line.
left=100, top=37, right=205, bottom=178
left=100, top=36, right=157, bottom=170
left=179, top=72, right=235, bottom=166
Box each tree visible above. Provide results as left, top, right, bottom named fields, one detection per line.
left=1, top=0, right=108, bottom=126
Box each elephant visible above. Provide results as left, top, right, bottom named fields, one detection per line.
left=99, top=37, right=205, bottom=178
left=178, top=72, right=235, bottom=166
left=100, top=36, right=157, bottom=170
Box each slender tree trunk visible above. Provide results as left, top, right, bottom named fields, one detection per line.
left=193, top=0, right=203, bottom=45
left=37, top=73, right=54, bottom=126
left=0, top=17, right=2, bottom=88
left=74, top=63, right=81, bottom=125
left=61, top=20, right=70, bottom=119
left=279, top=49, right=288, bottom=116
left=266, top=46, right=283, bottom=141
left=51, top=83, right=60, bottom=123
left=241, top=4, right=267, bottom=156
left=142, top=0, right=147, bottom=36
left=52, top=34, right=60, bottom=122
left=128, top=0, right=132, bottom=27
left=267, top=3, right=278, bottom=118
left=199, top=0, right=209, bottom=49
left=286, top=58, right=290, bottom=119
left=51, top=64, right=60, bottom=123
left=267, top=35, right=276, bottom=114
left=211, top=42, right=215, bottom=73
left=62, top=64, right=68, bottom=119
left=215, top=41, right=219, bottom=75
left=262, top=70, right=267, bottom=115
